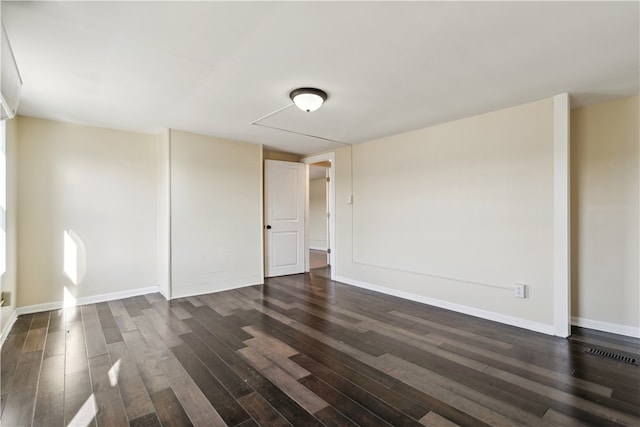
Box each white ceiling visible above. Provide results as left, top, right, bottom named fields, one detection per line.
left=3, top=1, right=639, bottom=155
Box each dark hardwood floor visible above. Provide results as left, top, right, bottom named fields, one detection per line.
left=1, top=267, right=639, bottom=426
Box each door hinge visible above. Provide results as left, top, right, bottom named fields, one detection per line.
left=327, top=212, right=330, bottom=219
left=326, top=176, right=330, bottom=183
left=327, top=248, right=331, bottom=254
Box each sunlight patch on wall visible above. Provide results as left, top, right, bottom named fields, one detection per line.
left=63, top=286, right=76, bottom=308
left=63, top=229, right=87, bottom=287
left=64, top=230, right=78, bottom=285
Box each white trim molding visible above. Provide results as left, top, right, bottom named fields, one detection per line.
left=168, top=281, right=263, bottom=300
left=0, top=308, right=19, bottom=347
left=572, top=317, right=640, bottom=339
left=336, top=275, right=555, bottom=336
left=303, top=152, right=336, bottom=281
left=553, top=93, right=571, bottom=338
left=16, top=286, right=160, bottom=316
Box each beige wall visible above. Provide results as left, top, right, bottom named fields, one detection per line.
left=571, top=96, right=639, bottom=333
left=17, top=117, right=159, bottom=307
left=335, top=98, right=557, bottom=330
left=1, top=118, right=19, bottom=335
left=309, top=177, right=327, bottom=250
left=170, top=130, right=263, bottom=297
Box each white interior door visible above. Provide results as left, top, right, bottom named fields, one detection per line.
left=265, top=160, right=305, bottom=277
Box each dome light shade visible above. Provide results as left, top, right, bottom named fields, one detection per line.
left=289, top=88, right=327, bottom=112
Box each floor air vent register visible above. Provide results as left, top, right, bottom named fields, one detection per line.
left=585, top=347, right=638, bottom=365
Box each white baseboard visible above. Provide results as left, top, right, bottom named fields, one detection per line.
left=571, top=316, right=640, bottom=338
left=335, top=275, right=555, bottom=336
left=169, top=281, right=264, bottom=300
left=1, top=308, right=19, bottom=347
left=16, top=286, right=160, bottom=316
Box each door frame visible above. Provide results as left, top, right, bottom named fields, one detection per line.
left=302, top=152, right=336, bottom=280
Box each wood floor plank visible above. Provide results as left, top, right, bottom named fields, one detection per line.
left=299, top=374, right=392, bottom=426
left=238, top=392, right=291, bottom=427
left=168, top=301, right=192, bottom=320
left=64, top=369, right=97, bottom=427
left=107, top=341, right=156, bottom=422
left=261, top=364, right=328, bottom=414
left=122, top=297, right=144, bottom=318
left=129, top=412, right=162, bottom=427
left=185, top=296, right=205, bottom=307
left=33, top=354, right=65, bottom=427
left=438, top=341, right=613, bottom=398
left=30, top=312, right=50, bottom=330
left=379, top=353, right=549, bottom=427
left=82, top=304, right=109, bottom=358
left=132, top=295, right=153, bottom=311
left=48, top=310, right=65, bottom=332
left=0, top=350, right=43, bottom=427
left=180, top=332, right=253, bottom=398
left=235, top=308, right=401, bottom=389
left=96, top=302, right=124, bottom=344
left=149, top=387, right=193, bottom=427
left=170, top=343, right=251, bottom=426
left=313, top=406, right=359, bottom=427
left=238, top=346, right=274, bottom=371
left=235, top=419, right=260, bottom=427
left=121, top=329, right=170, bottom=394
left=109, top=300, right=138, bottom=333
left=22, top=326, right=46, bottom=353
left=140, top=308, right=184, bottom=348
left=420, top=411, right=462, bottom=427
left=369, top=330, right=550, bottom=417
left=389, top=310, right=514, bottom=350
left=143, top=293, right=164, bottom=304
left=63, top=307, right=83, bottom=325
left=65, top=320, right=89, bottom=376
left=484, top=366, right=640, bottom=426
left=259, top=350, right=310, bottom=380
left=89, top=353, right=129, bottom=427
left=149, top=300, right=192, bottom=335
left=132, top=315, right=174, bottom=360
left=542, top=408, right=593, bottom=427
left=186, top=305, right=253, bottom=348
left=157, top=356, right=227, bottom=427
left=228, top=356, right=325, bottom=427
left=43, top=329, right=66, bottom=358
left=1, top=317, right=31, bottom=414
left=292, top=353, right=428, bottom=422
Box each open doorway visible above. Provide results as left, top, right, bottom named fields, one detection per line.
left=303, top=152, right=336, bottom=280
left=309, top=163, right=330, bottom=269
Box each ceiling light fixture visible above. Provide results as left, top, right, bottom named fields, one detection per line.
left=289, top=88, right=327, bottom=112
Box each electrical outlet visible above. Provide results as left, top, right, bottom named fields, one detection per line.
left=514, top=284, right=526, bottom=298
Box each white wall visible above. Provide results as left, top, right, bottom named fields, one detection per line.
left=335, top=98, right=559, bottom=332
left=17, top=117, right=160, bottom=308
left=169, top=130, right=263, bottom=297
left=571, top=96, right=639, bottom=336
left=309, top=177, right=327, bottom=250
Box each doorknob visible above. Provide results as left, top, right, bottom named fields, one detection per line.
left=265, top=225, right=272, bottom=230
